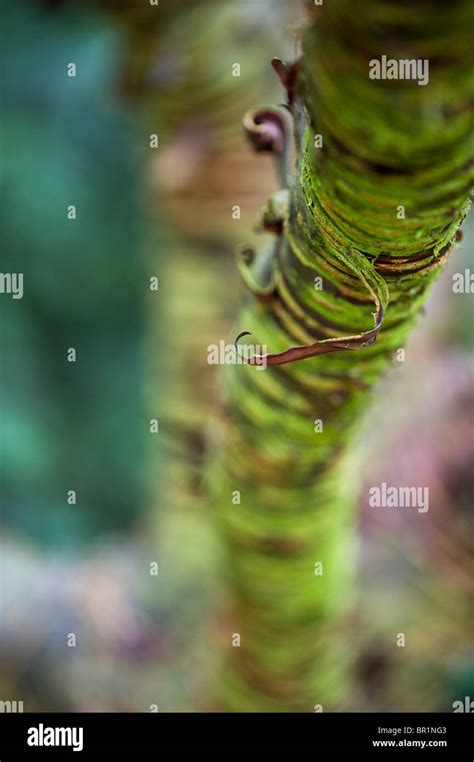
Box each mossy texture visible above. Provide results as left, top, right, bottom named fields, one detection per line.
left=211, top=0, right=473, bottom=710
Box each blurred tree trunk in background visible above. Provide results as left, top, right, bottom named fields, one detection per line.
left=99, top=0, right=302, bottom=708
left=211, top=0, right=473, bottom=710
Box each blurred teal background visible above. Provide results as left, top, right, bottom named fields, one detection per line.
left=1, top=0, right=150, bottom=547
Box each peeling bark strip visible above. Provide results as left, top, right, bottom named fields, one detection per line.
left=243, top=108, right=288, bottom=154
left=212, top=0, right=474, bottom=711
left=236, top=249, right=388, bottom=365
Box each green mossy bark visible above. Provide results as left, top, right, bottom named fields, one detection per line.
left=212, top=0, right=474, bottom=711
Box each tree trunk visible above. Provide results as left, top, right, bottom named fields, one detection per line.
left=211, top=0, right=473, bottom=711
